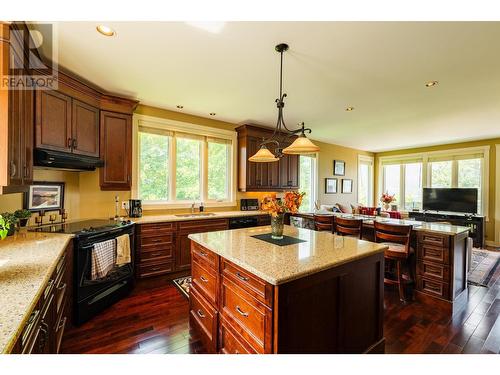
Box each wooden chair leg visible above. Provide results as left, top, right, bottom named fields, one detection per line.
left=396, top=260, right=406, bottom=302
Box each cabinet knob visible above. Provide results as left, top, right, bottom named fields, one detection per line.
left=72, top=138, right=78, bottom=149
left=9, top=162, right=16, bottom=178
left=67, top=138, right=73, bottom=148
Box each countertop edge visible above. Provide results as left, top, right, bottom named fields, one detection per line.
left=188, top=234, right=387, bottom=285
left=133, top=211, right=268, bottom=224
left=1, top=234, right=74, bottom=354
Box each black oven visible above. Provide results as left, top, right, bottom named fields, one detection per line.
left=73, top=224, right=135, bottom=325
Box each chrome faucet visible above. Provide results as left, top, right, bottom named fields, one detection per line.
left=191, top=202, right=196, bottom=213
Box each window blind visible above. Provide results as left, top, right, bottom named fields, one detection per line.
left=138, top=126, right=173, bottom=137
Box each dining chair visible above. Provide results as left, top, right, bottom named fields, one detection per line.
left=333, top=216, right=363, bottom=239
left=373, top=221, right=413, bottom=302
left=313, top=215, right=334, bottom=232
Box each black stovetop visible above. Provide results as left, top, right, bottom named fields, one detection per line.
left=30, top=219, right=133, bottom=237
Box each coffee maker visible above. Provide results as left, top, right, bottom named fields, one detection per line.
left=129, top=199, right=143, bottom=218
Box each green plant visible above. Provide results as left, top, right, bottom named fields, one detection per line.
left=0, top=215, right=9, bottom=240
left=1, top=212, right=18, bottom=236
left=14, top=209, right=32, bottom=219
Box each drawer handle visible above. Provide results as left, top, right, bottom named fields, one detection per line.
left=57, top=316, right=67, bottom=331
left=199, top=251, right=208, bottom=257
left=236, top=305, right=249, bottom=318
left=150, top=252, right=162, bottom=257
left=151, top=239, right=162, bottom=243
left=151, top=267, right=161, bottom=271
left=200, top=275, right=209, bottom=283
left=57, top=282, right=67, bottom=292
left=197, top=309, right=206, bottom=319
left=235, top=272, right=249, bottom=282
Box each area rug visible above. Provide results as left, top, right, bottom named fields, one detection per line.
left=172, top=276, right=191, bottom=299
left=468, top=249, right=500, bottom=287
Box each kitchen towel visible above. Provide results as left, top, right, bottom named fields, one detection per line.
left=91, top=239, right=116, bottom=280
left=116, top=234, right=131, bottom=266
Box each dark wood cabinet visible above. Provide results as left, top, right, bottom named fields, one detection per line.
left=12, top=243, right=72, bottom=354
left=236, top=124, right=299, bottom=192
left=71, top=99, right=100, bottom=157
left=99, top=111, right=132, bottom=190
left=1, top=23, right=34, bottom=193
left=35, top=90, right=72, bottom=153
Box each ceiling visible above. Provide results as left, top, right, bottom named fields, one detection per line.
left=35, top=21, right=500, bottom=152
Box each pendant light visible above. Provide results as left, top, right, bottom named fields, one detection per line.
left=248, top=43, right=320, bottom=162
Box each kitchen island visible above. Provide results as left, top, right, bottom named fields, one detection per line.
left=188, top=226, right=387, bottom=354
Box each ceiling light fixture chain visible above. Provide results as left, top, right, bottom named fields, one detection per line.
left=248, top=43, right=319, bottom=163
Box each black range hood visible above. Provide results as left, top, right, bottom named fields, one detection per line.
left=35, top=149, right=104, bottom=171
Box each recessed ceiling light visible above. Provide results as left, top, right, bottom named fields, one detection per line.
left=176, top=105, right=184, bottom=109
left=425, top=80, right=438, bottom=87
left=345, top=106, right=354, bottom=112
left=209, top=112, right=216, bottom=116
left=96, top=25, right=115, bottom=37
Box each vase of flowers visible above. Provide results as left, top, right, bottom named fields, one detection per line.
left=380, top=192, right=396, bottom=211
left=262, top=191, right=305, bottom=239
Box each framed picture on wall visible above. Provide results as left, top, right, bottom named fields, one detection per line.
left=24, top=182, right=65, bottom=212
left=325, top=178, right=338, bottom=194
left=333, top=160, right=345, bottom=176
left=341, top=179, right=353, bottom=194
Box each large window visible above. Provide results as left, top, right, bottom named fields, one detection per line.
left=299, top=155, right=317, bottom=212
left=379, top=148, right=488, bottom=215
left=358, top=155, right=374, bottom=206
left=136, top=117, right=236, bottom=207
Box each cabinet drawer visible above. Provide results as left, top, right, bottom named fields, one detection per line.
left=417, top=244, right=450, bottom=265
left=191, top=242, right=218, bottom=270
left=417, top=260, right=450, bottom=282
left=138, top=261, right=174, bottom=278
left=222, top=259, right=273, bottom=306
left=190, top=286, right=217, bottom=353
left=417, top=276, right=450, bottom=299
left=220, top=277, right=272, bottom=353
left=192, top=258, right=217, bottom=305
left=418, top=232, right=449, bottom=249
left=140, top=246, right=174, bottom=262
left=179, top=219, right=228, bottom=232
left=219, top=319, right=255, bottom=354
left=141, top=233, right=174, bottom=246
left=140, top=222, right=176, bottom=234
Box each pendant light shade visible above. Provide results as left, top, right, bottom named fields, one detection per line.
left=248, top=145, right=279, bottom=162
left=283, top=134, right=320, bottom=155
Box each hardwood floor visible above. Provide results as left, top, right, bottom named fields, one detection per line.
left=62, top=275, right=500, bottom=354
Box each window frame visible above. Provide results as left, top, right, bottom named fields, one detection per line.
left=358, top=155, right=374, bottom=206
left=298, top=153, right=319, bottom=212
left=132, top=114, right=237, bottom=209
left=378, top=146, right=490, bottom=219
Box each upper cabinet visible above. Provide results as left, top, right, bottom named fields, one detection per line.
left=71, top=99, right=100, bottom=157
left=99, top=111, right=132, bottom=191
left=35, top=90, right=73, bottom=153
left=0, top=22, right=34, bottom=193
left=236, top=124, right=299, bottom=192
left=35, top=91, right=100, bottom=157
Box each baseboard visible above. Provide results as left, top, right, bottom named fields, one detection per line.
left=485, top=240, right=500, bottom=248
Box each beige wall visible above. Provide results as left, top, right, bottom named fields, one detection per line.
left=0, top=104, right=371, bottom=220
left=374, top=138, right=500, bottom=244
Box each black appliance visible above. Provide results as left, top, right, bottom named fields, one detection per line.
left=422, top=188, right=478, bottom=214
left=229, top=216, right=259, bottom=229
left=129, top=199, right=143, bottom=218
left=31, top=219, right=135, bottom=325
left=35, top=148, right=104, bottom=171
left=240, top=198, right=260, bottom=211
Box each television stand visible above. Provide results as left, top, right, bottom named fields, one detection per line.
left=408, top=211, right=485, bottom=248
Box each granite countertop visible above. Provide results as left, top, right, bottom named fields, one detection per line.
left=132, top=210, right=268, bottom=224
left=296, top=212, right=470, bottom=235
left=0, top=231, right=74, bottom=353
left=189, top=226, right=387, bottom=285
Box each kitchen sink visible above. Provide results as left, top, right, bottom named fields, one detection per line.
left=174, top=212, right=217, bottom=218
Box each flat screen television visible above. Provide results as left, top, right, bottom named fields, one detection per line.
left=422, top=188, right=478, bottom=214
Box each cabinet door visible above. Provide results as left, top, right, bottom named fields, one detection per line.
left=8, top=80, right=24, bottom=186
left=99, top=111, right=132, bottom=190
left=35, top=90, right=72, bottom=152
left=72, top=100, right=99, bottom=157
left=246, top=136, right=260, bottom=189
left=22, top=88, right=34, bottom=184
left=176, top=233, right=192, bottom=271
left=280, top=153, right=299, bottom=189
